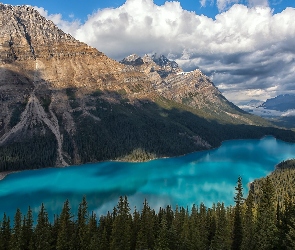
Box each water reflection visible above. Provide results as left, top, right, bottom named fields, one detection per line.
left=0, top=136, right=295, bottom=220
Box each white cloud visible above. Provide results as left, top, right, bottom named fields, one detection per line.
left=217, top=0, right=240, bottom=11
left=34, top=0, right=295, bottom=104
left=282, top=110, right=295, bottom=117
left=200, top=0, right=207, bottom=7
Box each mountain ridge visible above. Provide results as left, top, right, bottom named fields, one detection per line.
left=259, top=94, right=295, bottom=112
left=0, top=3, right=295, bottom=172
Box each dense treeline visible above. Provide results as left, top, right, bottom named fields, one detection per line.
left=276, top=159, right=295, bottom=170
left=1, top=177, right=295, bottom=249
left=71, top=97, right=295, bottom=164
left=0, top=131, right=57, bottom=172
left=251, top=161, right=295, bottom=207
left=2, top=92, right=295, bottom=171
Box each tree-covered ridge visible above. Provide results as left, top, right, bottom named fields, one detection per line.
left=3, top=93, right=295, bottom=172
left=251, top=160, right=295, bottom=206
left=1, top=177, right=295, bottom=250
left=276, top=159, right=295, bottom=170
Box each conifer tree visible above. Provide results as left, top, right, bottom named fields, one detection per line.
left=207, top=204, right=217, bottom=245
left=51, top=215, right=60, bottom=249
left=136, top=199, right=155, bottom=250
left=88, top=212, right=99, bottom=250
left=278, top=194, right=294, bottom=249
left=155, top=216, right=169, bottom=250
left=232, top=176, right=244, bottom=250
left=34, top=203, right=51, bottom=250
left=10, top=208, right=23, bottom=250
left=241, top=189, right=255, bottom=250
left=211, top=202, right=231, bottom=250
left=286, top=217, right=295, bottom=250
left=99, top=226, right=109, bottom=250
left=22, top=206, right=34, bottom=250
left=98, top=211, right=113, bottom=248
left=170, top=205, right=182, bottom=249
left=131, top=208, right=140, bottom=250
left=254, top=177, right=278, bottom=250
left=110, top=196, right=131, bottom=250
left=0, top=213, right=11, bottom=250
left=76, top=196, right=89, bottom=250
left=198, top=202, right=210, bottom=250
left=57, top=199, right=74, bottom=250
left=180, top=207, right=191, bottom=250
left=168, top=219, right=178, bottom=250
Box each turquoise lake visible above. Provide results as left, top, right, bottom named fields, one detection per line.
left=1, top=136, right=295, bottom=220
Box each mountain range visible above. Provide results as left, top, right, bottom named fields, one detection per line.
left=1, top=3, right=295, bottom=172
left=238, top=95, right=295, bottom=128
left=260, top=94, right=295, bottom=112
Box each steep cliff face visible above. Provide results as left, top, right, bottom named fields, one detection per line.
left=0, top=3, right=294, bottom=172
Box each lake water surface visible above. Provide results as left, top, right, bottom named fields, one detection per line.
left=1, top=136, right=295, bottom=220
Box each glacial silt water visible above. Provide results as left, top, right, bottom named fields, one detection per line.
left=1, top=136, right=295, bottom=219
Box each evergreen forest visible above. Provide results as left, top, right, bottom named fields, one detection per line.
left=2, top=175, right=295, bottom=250
left=2, top=95, right=295, bottom=172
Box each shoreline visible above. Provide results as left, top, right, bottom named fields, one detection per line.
left=0, top=135, right=291, bottom=181
left=0, top=171, right=18, bottom=181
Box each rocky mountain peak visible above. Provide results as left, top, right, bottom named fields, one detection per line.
left=0, top=3, right=101, bottom=63
left=119, top=54, right=144, bottom=66
left=151, top=53, right=178, bottom=69
left=120, top=53, right=182, bottom=78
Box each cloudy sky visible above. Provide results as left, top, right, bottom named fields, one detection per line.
left=4, top=0, right=295, bottom=104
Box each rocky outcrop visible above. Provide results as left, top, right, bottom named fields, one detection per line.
left=120, top=54, right=250, bottom=122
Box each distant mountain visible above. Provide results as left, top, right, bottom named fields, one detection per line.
left=238, top=95, right=295, bottom=129
left=1, top=3, right=295, bottom=172
left=238, top=99, right=264, bottom=108
left=120, top=53, right=253, bottom=120
left=259, top=94, right=295, bottom=112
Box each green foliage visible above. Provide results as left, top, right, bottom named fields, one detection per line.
left=34, top=203, right=51, bottom=250
left=0, top=213, right=11, bottom=249
left=252, top=162, right=295, bottom=206
left=76, top=197, right=89, bottom=250
left=10, top=208, right=23, bottom=250
left=2, top=89, right=295, bottom=173
left=0, top=132, right=57, bottom=172
left=57, top=200, right=74, bottom=250
left=110, top=196, right=131, bottom=250
left=22, top=206, right=34, bottom=250
left=276, top=159, right=295, bottom=170
left=71, top=97, right=295, bottom=165
left=232, top=176, right=244, bottom=250
left=254, top=177, right=278, bottom=250
left=241, top=190, right=255, bottom=250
